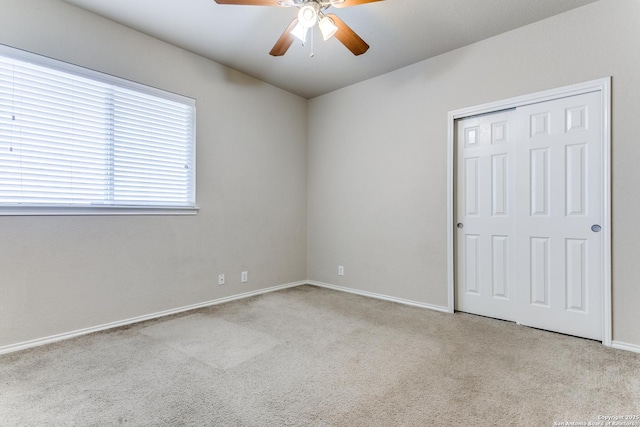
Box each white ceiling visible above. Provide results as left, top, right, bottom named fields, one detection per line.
left=61, top=0, right=598, bottom=99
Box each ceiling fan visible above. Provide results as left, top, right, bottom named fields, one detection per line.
left=213, top=0, right=383, bottom=56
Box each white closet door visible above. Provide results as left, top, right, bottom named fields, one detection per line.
left=515, top=91, right=602, bottom=340
left=455, top=91, right=603, bottom=341
left=455, top=110, right=516, bottom=322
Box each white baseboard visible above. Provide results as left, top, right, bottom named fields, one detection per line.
left=0, top=280, right=306, bottom=356
left=307, top=281, right=450, bottom=313
left=19, top=280, right=631, bottom=356
left=611, top=340, right=640, bottom=354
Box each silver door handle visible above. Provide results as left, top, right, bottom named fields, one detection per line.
left=591, top=224, right=602, bottom=232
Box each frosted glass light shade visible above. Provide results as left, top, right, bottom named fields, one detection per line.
left=318, top=16, right=338, bottom=41
left=290, top=22, right=309, bottom=43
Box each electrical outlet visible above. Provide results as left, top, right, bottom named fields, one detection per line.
left=338, top=265, right=344, bottom=276
left=241, top=271, right=248, bottom=283
left=218, top=274, right=225, bottom=285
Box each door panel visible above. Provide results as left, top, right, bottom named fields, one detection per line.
left=491, top=235, right=509, bottom=298
left=492, top=154, right=508, bottom=216
left=464, top=157, right=479, bottom=216
left=516, top=91, right=602, bottom=340
left=455, top=110, right=516, bottom=322
left=529, top=237, right=550, bottom=307
left=464, top=234, right=480, bottom=294
left=530, top=148, right=550, bottom=216
left=566, top=238, right=587, bottom=312
left=566, top=143, right=587, bottom=216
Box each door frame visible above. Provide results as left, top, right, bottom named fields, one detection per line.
left=446, top=77, right=612, bottom=346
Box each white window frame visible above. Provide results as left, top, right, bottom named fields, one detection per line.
left=0, top=44, right=198, bottom=216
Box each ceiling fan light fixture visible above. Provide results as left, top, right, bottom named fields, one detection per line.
left=318, top=15, right=338, bottom=40
left=290, top=21, right=309, bottom=42
left=297, top=3, right=319, bottom=28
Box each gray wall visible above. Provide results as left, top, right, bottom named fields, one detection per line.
left=307, top=0, right=640, bottom=346
left=0, top=0, right=308, bottom=347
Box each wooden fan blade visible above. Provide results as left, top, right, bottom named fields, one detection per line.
left=214, top=0, right=283, bottom=5
left=327, top=14, right=369, bottom=56
left=332, top=0, right=384, bottom=8
left=269, top=18, right=299, bottom=56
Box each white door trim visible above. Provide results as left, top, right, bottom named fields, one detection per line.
left=446, top=77, right=612, bottom=346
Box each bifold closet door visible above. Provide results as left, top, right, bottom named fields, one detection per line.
left=455, top=91, right=603, bottom=340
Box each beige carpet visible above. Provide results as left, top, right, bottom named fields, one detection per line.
left=1, top=285, right=639, bottom=426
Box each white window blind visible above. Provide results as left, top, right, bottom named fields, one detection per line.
left=0, top=45, right=196, bottom=214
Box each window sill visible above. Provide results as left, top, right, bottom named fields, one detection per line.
left=0, top=206, right=200, bottom=216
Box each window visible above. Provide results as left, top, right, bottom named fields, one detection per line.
left=0, top=45, right=196, bottom=215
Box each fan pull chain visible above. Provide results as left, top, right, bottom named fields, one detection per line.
left=309, top=27, right=315, bottom=58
